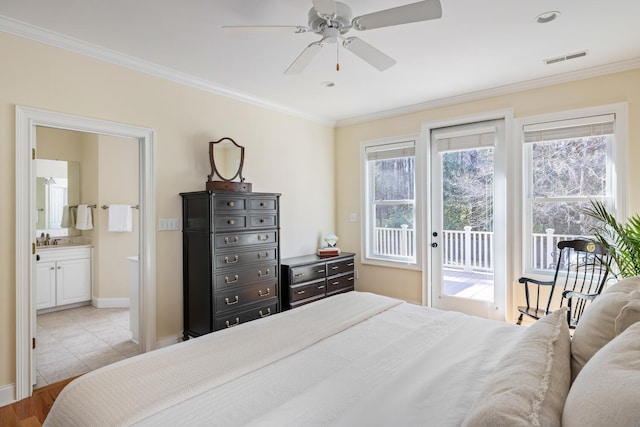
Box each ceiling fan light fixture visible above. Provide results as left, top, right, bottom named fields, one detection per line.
left=535, top=11, right=560, bottom=24
left=225, top=0, right=442, bottom=74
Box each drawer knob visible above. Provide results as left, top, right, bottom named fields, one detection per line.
left=348, top=263, right=354, bottom=267
left=348, top=277, right=354, bottom=281
left=332, top=266, right=339, bottom=270
left=224, top=274, right=239, bottom=284
left=317, top=269, right=324, bottom=273
left=259, top=288, right=271, bottom=297
left=257, top=234, right=269, bottom=241
left=318, top=285, right=326, bottom=290
left=260, top=218, right=265, bottom=223
left=224, top=236, right=239, bottom=245
left=296, top=290, right=306, bottom=295
left=225, top=296, right=239, bottom=305
left=294, top=273, right=304, bottom=277
left=225, top=317, right=240, bottom=328
left=258, top=268, right=270, bottom=277
left=257, top=251, right=269, bottom=259
left=259, top=308, right=271, bottom=318
left=228, top=219, right=235, bottom=225
left=260, top=202, right=267, bottom=207
left=331, top=281, right=339, bottom=286
left=224, top=255, right=239, bottom=264
left=228, top=201, right=235, bottom=207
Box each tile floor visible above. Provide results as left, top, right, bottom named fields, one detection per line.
left=35, top=305, right=140, bottom=389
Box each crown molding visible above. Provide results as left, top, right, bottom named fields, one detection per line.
left=336, top=57, right=640, bottom=127
left=0, top=15, right=335, bottom=127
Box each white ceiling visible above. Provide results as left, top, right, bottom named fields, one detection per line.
left=1, top=0, right=639, bottom=125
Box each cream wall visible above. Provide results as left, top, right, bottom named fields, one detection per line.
left=0, top=33, right=335, bottom=390
left=336, top=68, right=640, bottom=308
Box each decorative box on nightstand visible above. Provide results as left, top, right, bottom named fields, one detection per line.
left=281, top=252, right=355, bottom=310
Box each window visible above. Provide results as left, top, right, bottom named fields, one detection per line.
left=522, top=111, right=623, bottom=273
left=361, top=138, right=419, bottom=267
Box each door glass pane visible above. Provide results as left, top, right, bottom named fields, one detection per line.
left=441, top=147, right=494, bottom=302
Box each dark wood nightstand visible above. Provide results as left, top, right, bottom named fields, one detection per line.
left=281, top=252, right=355, bottom=310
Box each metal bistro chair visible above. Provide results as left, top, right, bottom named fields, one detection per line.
left=517, top=239, right=612, bottom=328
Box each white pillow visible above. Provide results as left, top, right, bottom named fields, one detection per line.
left=563, top=321, right=640, bottom=426
left=602, top=275, right=640, bottom=294
left=570, top=279, right=640, bottom=381
left=462, top=309, right=571, bottom=427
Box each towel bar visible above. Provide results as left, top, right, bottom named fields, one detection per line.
left=101, top=204, right=140, bottom=210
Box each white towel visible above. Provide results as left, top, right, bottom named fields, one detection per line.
left=108, top=204, right=133, bottom=232
left=75, top=204, right=93, bottom=230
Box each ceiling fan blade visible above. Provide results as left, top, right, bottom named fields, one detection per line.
left=311, top=0, right=337, bottom=17
left=343, top=37, right=396, bottom=71
left=285, top=41, right=323, bottom=74
left=222, top=25, right=308, bottom=34
left=352, top=0, right=442, bottom=31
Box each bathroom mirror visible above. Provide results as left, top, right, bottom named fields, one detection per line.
left=206, top=137, right=252, bottom=191
left=36, top=159, right=80, bottom=237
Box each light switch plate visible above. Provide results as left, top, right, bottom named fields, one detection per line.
left=349, top=213, right=358, bottom=222
left=159, top=218, right=180, bottom=231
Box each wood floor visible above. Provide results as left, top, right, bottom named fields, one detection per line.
left=0, top=377, right=75, bottom=426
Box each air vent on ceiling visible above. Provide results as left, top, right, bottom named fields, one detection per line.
left=544, top=50, right=588, bottom=65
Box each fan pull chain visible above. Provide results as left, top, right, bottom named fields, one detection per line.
left=336, top=42, right=340, bottom=71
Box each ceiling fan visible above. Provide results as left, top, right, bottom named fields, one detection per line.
left=223, top=0, right=442, bottom=74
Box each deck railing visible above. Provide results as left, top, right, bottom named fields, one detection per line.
left=374, top=225, right=415, bottom=258
left=374, top=226, right=586, bottom=272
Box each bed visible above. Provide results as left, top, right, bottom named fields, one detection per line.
left=44, top=282, right=640, bottom=427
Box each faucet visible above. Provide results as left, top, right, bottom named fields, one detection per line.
left=45, top=233, right=50, bottom=246
left=53, top=239, right=60, bottom=245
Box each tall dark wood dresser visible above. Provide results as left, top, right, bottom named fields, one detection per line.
left=181, top=191, right=280, bottom=339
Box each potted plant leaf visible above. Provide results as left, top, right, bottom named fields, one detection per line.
left=582, top=199, right=640, bottom=279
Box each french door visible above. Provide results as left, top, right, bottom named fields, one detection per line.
left=430, top=119, right=506, bottom=320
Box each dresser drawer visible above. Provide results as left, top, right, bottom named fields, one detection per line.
left=214, top=215, right=247, bottom=230
left=327, top=272, right=355, bottom=296
left=250, top=197, right=277, bottom=211
left=214, top=247, right=277, bottom=270
left=215, top=280, right=278, bottom=313
left=249, top=214, right=277, bottom=228
left=290, top=263, right=326, bottom=284
left=214, top=263, right=278, bottom=291
left=214, top=300, right=278, bottom=330
left=214, top=197, right=246, bottom=211
left=289, top=279, right=326, bottom=303
left=327, top=257, right=355, bottom=276
left=214, top=230, right=278, bottom=249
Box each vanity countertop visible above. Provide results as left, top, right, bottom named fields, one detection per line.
left=36, top=243, right=93, bottom=251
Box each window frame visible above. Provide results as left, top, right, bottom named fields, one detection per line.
left=360, top=135, right=422, bottom=270
left=516, top=103, right=628, bottom=277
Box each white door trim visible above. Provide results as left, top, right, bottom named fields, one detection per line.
left=15, top=106, right=156, bottom=400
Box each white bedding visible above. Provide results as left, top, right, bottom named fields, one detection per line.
left=45, top=292, right=523, bottom=426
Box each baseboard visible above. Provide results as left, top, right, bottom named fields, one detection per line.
left=0, top=383, right=16, bottom=407
left=92, top=297, right=130, bottom=308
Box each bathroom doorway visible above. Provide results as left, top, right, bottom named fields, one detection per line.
left=34, top=127, right=141, bottom=388
left=15, top=106, right=156, bottom=400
